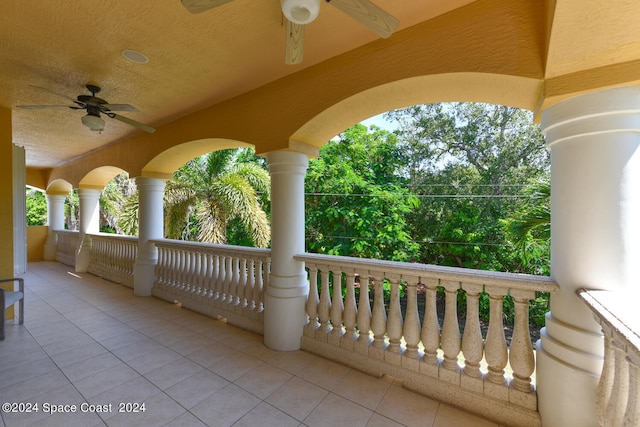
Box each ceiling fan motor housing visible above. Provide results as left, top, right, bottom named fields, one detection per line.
left=281, top=0, right=320, bottom=24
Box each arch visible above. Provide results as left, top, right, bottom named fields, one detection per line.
left=290, top=72, right=543, bottom=150
left=141, top=138, right=253, bottom=179
left=46, top=179, right=73, bottom=195
left=78, top=166, right=128, bottom=190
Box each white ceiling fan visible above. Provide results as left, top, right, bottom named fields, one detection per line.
left=16, top=84, right=156, bottom=134
left=181, top=0, right=399, bottom=64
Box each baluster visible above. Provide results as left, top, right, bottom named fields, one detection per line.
left=403, top=276, right=421, bottom=362
left=212, top=255, right=221, bottom=300
left=229, top=256, right=240, bottom=304
left=355, top=271, right=372, bottom=349
left=191, top=251, right=201, bottom=296
left=318, top=268, right=332, bottom=336
left=169, top=248, right=178, bottom=290
left=370, top=273, right=387, bottom=353
left=255, top=259, right=265, bottom=311
left=219, top=255, right=228, bottom=301
left=202, top=253, right=213, bottom=300
left=342, top=269, right=358, bottom=347
left=461, top=283, right=484, bottom=380
left=440, top=280, right=461, bottom=378
left=421, top=278, right=441, bottom=367
left=246, top=259, right=256, bottom=310
left=329, top=269, right=344, bottom=343
left=596, top=323, right=615, bottom=426
left=238, top=258, right=247, bottom=308
left=623, top=352, right=640, bottom=426
left=484, top=287, right=508, bottom=386
left=155, top=246, right=165, bottom=288
left=386, top=274, right=403, bottom=356
left=305, top=266, right=320, bottom=336
left=509, top=289, right=536, bottom=393
left=607, top=334, right=629, bottom=427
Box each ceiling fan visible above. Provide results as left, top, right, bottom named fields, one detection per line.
left=181, top=0, right=399, bottom=64
left=16, top=84, right=156, bottom=134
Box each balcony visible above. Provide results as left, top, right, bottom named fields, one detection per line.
left=1, top=230, right=574, bottom=426
left=2, top=261, right=499, bottom=427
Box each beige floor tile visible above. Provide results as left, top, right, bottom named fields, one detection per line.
left=333, top=369, right=391, bottom=410
left=268, top=349, right=319, bottom=375
left=0, top=358, right=59, bottom=389
left=433, top=404, right=499, bottom=427
left=366, top=413, right=405, bottom=427
left=73, top=364, right=141, bottom=399
left=265, top=376, right=329, bottom=421
left=144, top=357, right=205, bottom=390
left=233, top=402, right=300, bottom=427
left=304, top=392, right=374, bottom=427
left=234, top=363, right=293, bottom=399
left=376, top=385, right=440, bottom=427
left=126, top=347, right=183, bottom=374
left=163, top=411, right=209, bottom=427
left=48, top=342, right=109, bottom=368
left=88, top=376, right=161, bottom=420
left=297, top=356, right=351, bottom=391
left=61, top=352, right=124, bottom=381
left=102, top=390, right=186, bottom=427
left=165, top=370, right=230, bottom=409
left=190, top=383, right=261, bottom=427
left=208, top=351, right=263, bottom=382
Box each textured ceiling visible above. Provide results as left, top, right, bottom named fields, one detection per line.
left=0, top=0, right=472, bottom=168
left=2, top=0, right=640, bottom=171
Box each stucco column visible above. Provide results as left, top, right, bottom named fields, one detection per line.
left=75, top=188, right=101, bottom=272
left=133, top=177, right=166, bottom=296
left=43, top=193, right=67, bottom=260
left=264, top=150, right=309, bottom=351
left=537, top=86, right=640, bottom=427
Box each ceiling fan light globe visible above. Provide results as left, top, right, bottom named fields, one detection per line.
left=281, top=0, right=320, bottom=24
left=81, top=114, right=105, bottom=132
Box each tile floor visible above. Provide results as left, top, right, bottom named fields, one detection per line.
left=0, top=262, right=500, bottom=427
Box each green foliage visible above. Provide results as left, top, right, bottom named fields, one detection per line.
left=306, top=124, right=419, bottom=261
left=26, top=188, right=47, bottom=226
left=386, top=103, right=550, bottom=274
left=117, top=148, right=271, bottom=247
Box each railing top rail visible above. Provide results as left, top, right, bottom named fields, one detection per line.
left=151, top=239, right=271, bottom=258
left=295, top=252, right=558, bottom=292
left=87, top=232, right=139, bottom=241
left=54, top=229, right=79, bottom=234
left=578, top=288, right=640, bottom=354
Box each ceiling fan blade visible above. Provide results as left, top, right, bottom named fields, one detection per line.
left=102, top=104, right=138, bottom=112
left=28, top=85, right=78, bottom=103
left=15, top=105, right=75, bottom=110
left=328, top=0, right=399, bottom=39
left=285, top=20, right=305, bottom=65
left=111, top=114, right=156, bottom=133
left=181, top=0, right=234, bottom=14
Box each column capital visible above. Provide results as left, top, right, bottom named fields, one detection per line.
left=542, top=86, right=640, bottom=147
left=266, top=150, right=309, bottom=176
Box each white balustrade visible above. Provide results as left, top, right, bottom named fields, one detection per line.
left=151, top=239, right=269, bottom=334
left=296, top=252, right=558, bottom=427
left=54, top=230, right=80, bottom=267
left=87, top=233, right=138, bottom=287
left=578, top=289, right=640, bottom=427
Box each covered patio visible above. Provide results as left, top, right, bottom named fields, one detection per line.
left=2, top=1, right=640, bottom=426
left=1, top=262, right=496, bottom=427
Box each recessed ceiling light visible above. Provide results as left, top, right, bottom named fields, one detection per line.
left=121, top=49, right=149, bottom=64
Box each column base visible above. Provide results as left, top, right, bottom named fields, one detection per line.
left=264, top=272, right=308, bottom=351
left=536, top=313, right=603, bottom=427
left=133, top=258, right=157, bottom=296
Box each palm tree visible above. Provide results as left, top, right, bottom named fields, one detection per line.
left=120, top=149, right=271, bottom=248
